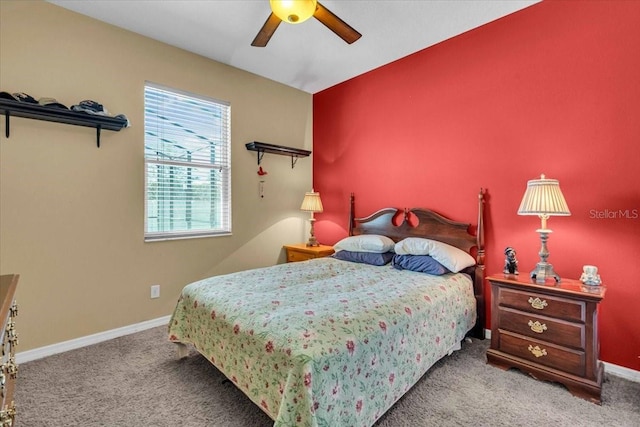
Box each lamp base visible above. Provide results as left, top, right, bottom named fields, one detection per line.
left=305, top=217, right=319, bottom=247
left=530, top=261, right=560, bottom=283
left=530, top=228, right=560, bottom=283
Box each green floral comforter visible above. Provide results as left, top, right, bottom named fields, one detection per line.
left=168, top=257, right=476, bottom=427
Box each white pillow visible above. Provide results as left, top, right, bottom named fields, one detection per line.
left=333, top=235, right=395, bottom=254
left=394, top=237, right=431, bottom=256
left=394, top=237, right=475, bottom=273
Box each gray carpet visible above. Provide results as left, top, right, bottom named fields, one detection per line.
left=15, top=326, right=640, bottom=426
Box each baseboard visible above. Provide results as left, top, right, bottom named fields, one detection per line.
left=603, top=361, right=640, bottom=383
left=482, top=328, right=639, bottom=383
left=16, top=315, right=172, bottom=364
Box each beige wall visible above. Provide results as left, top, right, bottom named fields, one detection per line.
left=0, top=1, right=313, bottom=351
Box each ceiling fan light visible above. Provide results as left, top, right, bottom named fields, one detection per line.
left=270, top=0, right=317, bottom=24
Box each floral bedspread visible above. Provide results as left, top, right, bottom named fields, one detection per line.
left=168, top=257, right=476, bottom=427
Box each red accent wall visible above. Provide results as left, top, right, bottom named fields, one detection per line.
left=313, top=1, right=640, bottom=371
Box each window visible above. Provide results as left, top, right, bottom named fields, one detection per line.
left=144, top=83, right=231, bottom=241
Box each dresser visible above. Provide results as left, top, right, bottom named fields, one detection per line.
left=486, top=274, right=605, bottom=404
left=283, top=244, right=334, bottom=263
left=0, top=274, right=19, bottom=426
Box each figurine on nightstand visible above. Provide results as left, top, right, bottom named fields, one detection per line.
left=580, top=265, right=602, bottom=286
left=503, top=246, right=519, bottom=275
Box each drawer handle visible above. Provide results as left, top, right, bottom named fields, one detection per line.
left=5, top=357, right=17, bottom=380
left=6, top=322, right=17, bottom=350
left=0, top=401, right=16, bottom=425
left=528, top=320, right=547, bottom=334
left=528, top=344, right=547, bottom=358
left=9, top=301, right=18, bottom=318
left=528, top=297, right=548, bottom=310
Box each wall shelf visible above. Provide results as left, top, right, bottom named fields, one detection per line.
left=245, top=141, right=311, bottom=168
left=0, top=99, right=128, bottom=147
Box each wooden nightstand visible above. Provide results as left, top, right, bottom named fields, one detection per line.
left=283, top=244, right=334, bottom=263
left=486, top=274, right=605, bottom=404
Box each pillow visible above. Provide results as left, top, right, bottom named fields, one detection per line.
left=391, top=254, right=450, bottom=275
left=394, top=237, right=475, bottom=273
left=333, top=235, right=395, bottom=254
left=332, top=250, right=394, bottom=266
left=394, top=237, right=432, bottom=256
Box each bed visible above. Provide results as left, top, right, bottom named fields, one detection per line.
left=168, top=191, right=486, bottom=426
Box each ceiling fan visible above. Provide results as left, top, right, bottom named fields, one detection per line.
left=252, top=0, right=362, bottom=47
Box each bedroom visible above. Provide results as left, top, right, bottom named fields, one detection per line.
left=1, top=0, right=639, bottom=425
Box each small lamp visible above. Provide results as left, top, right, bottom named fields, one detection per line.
left=300, top=189, right=323, bottom=247
left=517, top=174, right=571, bottom=283
left=270, top=0, right=317, bottom=24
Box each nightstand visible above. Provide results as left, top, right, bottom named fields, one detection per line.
left=486, top=274, right=605, bottom=404
left=283, top=244, right=334, bottom=263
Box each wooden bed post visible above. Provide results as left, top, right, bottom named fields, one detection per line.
left=471, top=188, right=486, bottom=339
left=476, top=189, right=485, bottom=267
left=348, top=192, right=355, bottom=236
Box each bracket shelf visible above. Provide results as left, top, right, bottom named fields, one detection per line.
left=0, top=99, right=128, bottom=147
left=245, top=141, right=311, bottom=169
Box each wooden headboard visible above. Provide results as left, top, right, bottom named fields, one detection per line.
left=348, top=190, right=486, bottom=339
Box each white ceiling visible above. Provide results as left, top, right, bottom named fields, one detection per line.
left=49, top=0, right=539, bottom=94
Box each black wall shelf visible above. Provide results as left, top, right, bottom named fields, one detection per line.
left=0, top=100, right=128, bottom=147
left=245, top=141, right=311, bottom=169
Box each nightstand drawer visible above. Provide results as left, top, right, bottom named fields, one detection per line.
left=498, top=307, right=585, bottom=349
left=284, top=244, right=335, bottom=263
left=498, top=287, right=585, bottom=322
left=287, top=251, right=315, bottom=262
left=499, top=331, right=585, bottom=377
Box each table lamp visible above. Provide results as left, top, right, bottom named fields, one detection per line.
left=517, top=174, right=571, bottom=282
left=300, top=189, right=323, bottom=247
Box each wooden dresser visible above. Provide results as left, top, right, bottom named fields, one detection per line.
left=486, top=274, right=605, bottom=403
left=283, top=244, right=334, bottom=263
left=0, top=274, right=19, bottom=426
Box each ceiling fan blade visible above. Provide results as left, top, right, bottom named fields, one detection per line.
left=313, top=2, right=362, bottom=44
left=251, top=13, right=282, bottom=47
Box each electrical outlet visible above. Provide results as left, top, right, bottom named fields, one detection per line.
left=150, top=284, right=160, bottom=299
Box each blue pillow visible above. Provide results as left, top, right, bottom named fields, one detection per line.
left=391, top=254, right=450, bottom=275
left=332, top=250, right=394, bottom=266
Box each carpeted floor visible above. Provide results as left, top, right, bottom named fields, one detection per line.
left=15, top=326, right=640, bottom=426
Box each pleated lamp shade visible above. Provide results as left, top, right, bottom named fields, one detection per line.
left=518, top=174, right=570, bottom=221
left=300, top=190, right=324, bottom=213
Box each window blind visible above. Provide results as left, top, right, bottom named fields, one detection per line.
left=144, top=83, right=231, bottom=241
